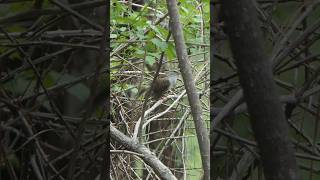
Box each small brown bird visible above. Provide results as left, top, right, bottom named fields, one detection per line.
left=151, top=72, right=177, bottom=99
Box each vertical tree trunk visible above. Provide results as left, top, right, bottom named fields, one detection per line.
left=221, top=0, right=299, bottom=180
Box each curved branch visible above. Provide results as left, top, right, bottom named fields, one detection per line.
left=110, top=125, right=177, bottom=180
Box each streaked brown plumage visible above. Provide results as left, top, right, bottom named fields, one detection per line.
left=151, top=72, right=177, bottom=99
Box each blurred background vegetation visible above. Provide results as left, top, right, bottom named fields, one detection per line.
left=213, top=1, right=320, bottom=179
left=0, top=1, right=107, bottom=179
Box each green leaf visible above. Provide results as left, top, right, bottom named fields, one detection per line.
left=119, top=27, right=127, bottom=32
left=166, top=43, right=176, bottom=60
left=9, top=1, right=32, bottom=12
left=136, top=49, right=145, bottom=55
left=3, top=70, right=35, bottom=95
left=146, top=56, right=155, bottom=65
left=48, top=71, right=90, bottom=102
left=148, top=23, right=163, bottom=37
left=151, top=38, right=167, bottom=51
left=68, top=84, right=90, bottom=102
left=110, top=34, right=117, bottom=39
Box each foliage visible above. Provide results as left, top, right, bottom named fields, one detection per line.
left=111, top=0, right=209, bottom=179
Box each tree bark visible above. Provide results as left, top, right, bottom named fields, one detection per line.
left=166, top=0, right=210, bottom=179
left=221, top=0, right=299, bottom=180
left=110, top=125, right=177, bottom=180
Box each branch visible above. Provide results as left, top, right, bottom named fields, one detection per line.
left=222, top=0, right=299, bottom=179
left=110, top=125, right=177, bottom=180
left=166, top=0, right=210, bottom=178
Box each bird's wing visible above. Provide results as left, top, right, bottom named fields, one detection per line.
left=151, top=77, right=170, bottom=98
